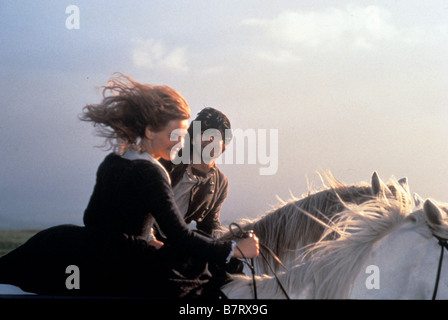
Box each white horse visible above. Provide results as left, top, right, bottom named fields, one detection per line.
left=221, top=194, right=448, bottom=299
left=220, top=171, right=413, bottom=275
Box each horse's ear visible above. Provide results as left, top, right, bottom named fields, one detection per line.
left=371, top=171, right=382, bottom=195
left=424, top=199, right=443, bottom=226
left=398, top=177, right=410, bottom=194
left=414, top=193, right=424, bottom=207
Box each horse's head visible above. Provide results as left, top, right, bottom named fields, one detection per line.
left=346, top=198, right=448, bottom=299
left=223, top=190, right=448, bottom=300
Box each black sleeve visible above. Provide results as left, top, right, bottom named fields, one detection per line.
left=133, top=161, right=233, bottom=264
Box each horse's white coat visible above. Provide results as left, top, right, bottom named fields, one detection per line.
left=349, top=222, right=444, bottom=299
left=222, top=195, right=448, bottom=299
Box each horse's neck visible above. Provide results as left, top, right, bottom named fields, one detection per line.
left=349, top=222, right=439, bottom=299
left=222, top=263, right=304, bottom=299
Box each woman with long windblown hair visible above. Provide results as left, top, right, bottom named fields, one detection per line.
left=0, top=73, right=259, bottom=298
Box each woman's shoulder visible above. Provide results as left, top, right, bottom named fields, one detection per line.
left=100, top=153, right=167, bottom=182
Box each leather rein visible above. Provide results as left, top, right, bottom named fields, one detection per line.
left=432, top=235, right=448, bottom=300
left=228, top=223, right=290, bottom=300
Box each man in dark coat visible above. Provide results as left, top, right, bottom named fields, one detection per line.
left=158, top=107, right=233, bottom=238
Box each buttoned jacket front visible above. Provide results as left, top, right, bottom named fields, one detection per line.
left=160, top=160, right=229, bottom=236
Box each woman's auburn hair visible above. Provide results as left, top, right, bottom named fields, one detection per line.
left=80, top=73, right=190, bottom=151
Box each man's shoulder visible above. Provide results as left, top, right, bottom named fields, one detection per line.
left=213, top=166, right=228, bottom=186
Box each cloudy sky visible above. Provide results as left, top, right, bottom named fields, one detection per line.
left=1, top=1, right=448, bottom=229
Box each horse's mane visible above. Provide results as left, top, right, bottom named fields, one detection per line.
left=220, top=171, right=409, bottom=273
left=222, top=176, right=421, bottom=299
left=303, top=196, right=415, bottom=298
left=296, top=180, right=448, bottom=299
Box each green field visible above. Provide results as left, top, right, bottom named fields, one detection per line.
left=0, top=230, right=41, bottom=257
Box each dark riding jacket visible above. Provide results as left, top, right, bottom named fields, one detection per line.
left=160, top=160, right=229, bottom=237
left=0, top=152, right=234, bottom=297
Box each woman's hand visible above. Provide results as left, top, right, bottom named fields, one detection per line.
left=233, top=233, right=259, bottom=259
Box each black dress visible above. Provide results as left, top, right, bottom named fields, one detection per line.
left=0, top=153, right=234, bottom=298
